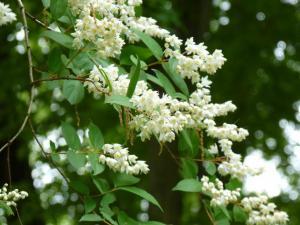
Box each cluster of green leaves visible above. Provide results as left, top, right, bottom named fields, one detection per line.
left=54, top=121, right=164, bottom=224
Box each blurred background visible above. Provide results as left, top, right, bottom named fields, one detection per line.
left=0, top=0, right=300, bottom=224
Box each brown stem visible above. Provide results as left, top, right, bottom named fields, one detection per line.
left=148, top=59, right=168, bottom=68
left=31, top=76, right=109, bottom=95
left=25, top=11, right=53, bottom=31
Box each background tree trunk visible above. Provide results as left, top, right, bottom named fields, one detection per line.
left=173, top=0, right=212, bottom=41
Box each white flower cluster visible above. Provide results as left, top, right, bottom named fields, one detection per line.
left=69, top=0, right=141, bottom=58
left=207, top=123, right=249, bottom=142
left=72, top=16, right=125, bottom=58
left=0, top=183, right=28, bottom=207
left=68, top=0, right=225, bottom=82
left=241, top=195, right=289, bottom=225
left=166, top=38, right=226, bottom=83
left=99, top=143, right=149, bottom=175
left=85, top=65, right=241, bottom=143
left=0, top=2, right=16, bottom=26
left=217, top=139, right=261, bottom=180
left=201, top=177, right=288, bottom=225
left=201, top=176, right=241, bottom=207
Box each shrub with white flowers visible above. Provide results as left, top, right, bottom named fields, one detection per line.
left=0, top=0, right=289, bottom=224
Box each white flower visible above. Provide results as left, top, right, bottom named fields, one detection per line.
left=208, top=144, right=218, bottom=155
left=0, top=2, right=16, bottom=26
left=99, top=144, right=150, bottom=175
left=241, top=195, right=289, bottom=225
left=0, top=183, right=28, bottom=207
left=201, top=176, right=240, bottom=207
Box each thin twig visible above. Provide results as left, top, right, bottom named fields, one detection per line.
left=164, top=144, right=180, bottom=166
left=7, top=146, right=12, bottom=188
left=31, top=76, right=109, bottom=95
left=28, top=118, right=70, bottom=183
left=148, top=59, right=168, bottom=68
left=25, top=11, right=53, bottom=31
left=15, top=206, right=24, bottom=225
left=65, top=46, right=86, bottom=67
left=0, top=0, right=35, bottom=153
left=202, top=200, right=216, bottom=225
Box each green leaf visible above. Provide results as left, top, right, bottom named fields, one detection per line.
left=129, top=55, right=148, bottom=69
left=79, top=214, right=102, bottom=222
left=162, top=58, right=189, bottom=96
left=42, top=31, right=73, bottom=49
left=172, top=179, right=202, bottom=192
left=105, top=95, right=135, bottom=109
left=154, top=70, right=176, bottom=97
left=49, top=140, right=56, bottom=152
left=178, top=129, right=199, bottom=157
left=214, top=205, right=231, bottom=221
left=180, top=158, right=198, bottom=179
left=120, top=45, right=152, bottom=65
left=88, top=153, right=105, bottom=175
left=216, top=219, right=230, bottom=225
left=50, top=0, right=68, bottom=19
left=48, top=48, right=63, bottom=73
left=233, top=205, right=248, bottom=222
left=118, top=211, right=139, bottom=225
left=70, top=180, right=89, bottom=195
left=112, top=173, right=140, bottom=187
left=68, top=52, right=94, bottom=75
left=61, top=122, right=81, bottom=150
left=93, top=178, right=110, bottom=194
left=119, top=186, right=163, bottom=211
left=100, top=206, right=118, bottom=225
left=174, top=92, right=188, bottom=101
left=67, top=151, right=86, bottom=170
left=133, top=29, right=163, bottom=60
left=204, top=161, right=217, bottom=176
left=41, top=72, right=62, bottom=90
left=127, top=58, right=141, bottom=97
left=88, top=123, right=104, bottom=149
left=143, top=222, right=166, bottom=225
left=146, top=73, right=163, bottom=87
left=42, top=0, right=50, bottom=8
left=84, top=197, right=97, bottom=214
left=0, top=201, right=14, bottom=216
left=63, top=80, right=85, bottom=105
left=51, top=152, right=60, bottom=164
left=225, top=178, right=242, bottom=190
left=100, top=193, right=116, bottom=207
